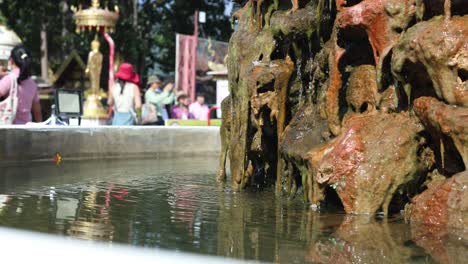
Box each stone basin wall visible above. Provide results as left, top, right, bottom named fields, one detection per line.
left=219, top=0, right=467, bottom=225
left=0, top=126, right=221, bottom=164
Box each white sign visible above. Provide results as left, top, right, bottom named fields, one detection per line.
left=216, top=80, right=229, bottom=118
left=199, top=11, right=206, bottom=23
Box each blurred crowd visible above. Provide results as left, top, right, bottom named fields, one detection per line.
left=0, top=46, right=212, bottom=126
left=108, top=63, right=211, bottom=126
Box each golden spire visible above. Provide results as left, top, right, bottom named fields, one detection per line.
left=92, top=0, right=100, bottom=8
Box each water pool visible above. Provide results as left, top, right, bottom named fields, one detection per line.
left=0, top=157, right=466, bottom=263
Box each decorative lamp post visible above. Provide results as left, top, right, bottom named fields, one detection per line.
left=72, top=0, right=119, bottom=123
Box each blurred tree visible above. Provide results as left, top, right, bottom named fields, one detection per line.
left=0, top=0, right=232, bottom=84
left=0, top=9, right=6, bottom=24
left=0, top=1, right=88, bottom=77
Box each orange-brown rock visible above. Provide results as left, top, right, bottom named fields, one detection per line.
left=406, top=171, right=468, bottom=229
left=326, top=0, right=416, bottom=135
left=308, top=112, right=427, bottom=215
left=406, top=171, right=468, bottom=263
left=414, top=96, right=468, bottom=168
left=335, top=0, right=415, bottom=67
left=223, top=0, right=467, bottom=223
left=346, top=64, right=379, bottom=114
left=392, top=16, right=468, bottom=106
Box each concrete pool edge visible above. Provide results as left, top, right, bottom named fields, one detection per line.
left=0, top=126, right=221, bottom=164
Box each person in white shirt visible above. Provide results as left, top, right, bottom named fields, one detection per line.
left=189, top=93, right=210, bottom=120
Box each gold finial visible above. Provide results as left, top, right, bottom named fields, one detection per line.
left=92, top=0, right=100, bottom=8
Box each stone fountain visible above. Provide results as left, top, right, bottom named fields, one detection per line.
left=219, top=0, right=467, bottom=229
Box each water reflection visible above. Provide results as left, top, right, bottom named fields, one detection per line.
left=0, top=194, right=10, bottom=213
left=56, top=197, right=79, bottom=220
left=68, top=188, right=114, bottom=241
left=307, top=216, right=422, bottom=263
left=0, top=158, right=465, bottom=263
left=168, top=184, right=198, bottom=239
left=411, top=221, right=468, bottom=264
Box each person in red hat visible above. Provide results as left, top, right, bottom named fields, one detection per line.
left=108, top=63, right=142, bottom=125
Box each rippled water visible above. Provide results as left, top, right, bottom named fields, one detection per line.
left=0, top=157, right=466, bottom=263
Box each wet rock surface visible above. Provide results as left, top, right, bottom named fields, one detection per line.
left=414, top=96, right=468, bottom=169
left=392, top=15, right=468, bottom=106
left=406, top=171, right=468, bottom=263
left=406, top=171, right=468, bottom=229
left=220, top=0, right=467, bottom=229
left=309, top=112, right=427, bottom=215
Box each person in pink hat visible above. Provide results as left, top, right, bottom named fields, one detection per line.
left=108, top=63, right=142, bottom=125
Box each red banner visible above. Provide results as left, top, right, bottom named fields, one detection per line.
left=175, top=34, right=197, bottom=102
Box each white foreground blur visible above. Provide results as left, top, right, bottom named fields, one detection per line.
left=0, top=227, right=258, bottom=264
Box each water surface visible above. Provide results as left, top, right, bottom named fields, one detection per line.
left=0, top=158, right=465, bottom=263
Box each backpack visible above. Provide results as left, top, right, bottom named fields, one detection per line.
left=141, top=103, right=158, bottom=124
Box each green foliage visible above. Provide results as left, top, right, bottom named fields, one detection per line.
left=0, top=10, right=6, bottom=24
left=0, top=0, right=100, bottom=74
left=0, top=0, right=232, bottom=80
